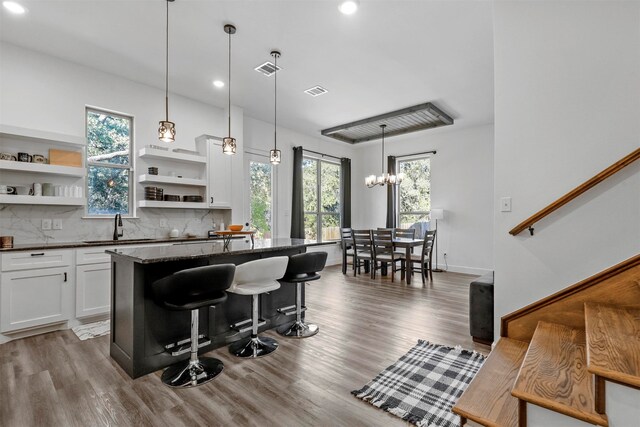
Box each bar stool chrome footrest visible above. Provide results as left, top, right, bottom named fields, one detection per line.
left=230, top=318, right=266, bottom=334
left=277, top=320, right=318, bottom=338
left=161, top=356, right=224, bottom=388
left=277, top=304, right=307, bottom=317
left=165, top=335, right=212, bottom=356
left=229, top=335, right=278, bottom=358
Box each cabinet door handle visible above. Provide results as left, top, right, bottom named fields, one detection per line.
left=31, top=252, right=45, bottom=257
left=211, top=197, right=214, bottom=204
left=63, top=272, right=68, bottom=282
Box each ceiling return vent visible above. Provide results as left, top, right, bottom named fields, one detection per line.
left=254, top=61, right=281, bottom=76
left=321, top=102, right=454, bottom=144
left=304, top=85, right=328, bottom=97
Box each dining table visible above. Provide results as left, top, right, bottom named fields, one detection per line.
left=392, top=237, right=424, bottom=285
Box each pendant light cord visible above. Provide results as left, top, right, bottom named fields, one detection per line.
left=165, top=0, right=169, bottom=121
left=274, top=53, right=278, bottom=150
left=381, top=124, right=386, bottom=174
left=227, top=29, right=231, bottom=138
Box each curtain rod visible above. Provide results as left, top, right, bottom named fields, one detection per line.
left=295, top=147, right=345, bottom=161
left=394, top=150, right=437, bottom=159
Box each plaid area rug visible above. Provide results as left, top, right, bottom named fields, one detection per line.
left=351, top=340, right=485, bottom=427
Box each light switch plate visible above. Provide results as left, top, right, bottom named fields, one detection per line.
left=500, top=197, right=512, bottom=212
left=53, top=219, right=62, bottom=230
left=42, top=219, right=52, bottom=230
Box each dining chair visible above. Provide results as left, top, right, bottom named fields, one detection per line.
left=394, top=228, right=415, bottom=240
left=340, top=228, right=354, bottom=275
left=371, top=229, right=405, bottom=282
left=351, top=229, right=373, bottom=277
left=407, top=230, right=436, bottom=283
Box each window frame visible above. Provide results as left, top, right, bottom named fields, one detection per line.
left=396, top=154, right=432, bottom=227
left=84, top=106, right=135, bottom=218
left=303, top=155, right=341, bottom=242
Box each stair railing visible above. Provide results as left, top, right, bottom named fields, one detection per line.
left=509, top=147, right=640, bottom=236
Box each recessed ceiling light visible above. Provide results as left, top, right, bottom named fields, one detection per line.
left=213, top=80, right=225, bottom=88
left=338, top=0, right=359, bottom=15
left=2, top=1, right=26, bottom=14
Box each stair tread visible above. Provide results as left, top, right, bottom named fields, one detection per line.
left=585, top=303, right=640, bottom=388
left=511, top=321, right=608, bottom=426
left=453, top=338, right=528, bottom=427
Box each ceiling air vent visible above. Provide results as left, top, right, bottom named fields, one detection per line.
left=254, top=61, right=281, bottom=76
left=304, top=85, right=328, bottom=97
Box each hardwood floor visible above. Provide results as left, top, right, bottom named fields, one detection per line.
left=0, top=266, right=490, bottom=427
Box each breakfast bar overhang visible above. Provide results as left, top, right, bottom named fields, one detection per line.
left=108, top=238, right=327, bottom=378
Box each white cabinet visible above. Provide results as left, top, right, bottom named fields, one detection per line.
left=75, top=263, right=111, bottom=318
left=207, top=140, right=232, bottom=209
left=0, top=266, right=72, bottom=332
left=1, top=249, right=72, bottom=271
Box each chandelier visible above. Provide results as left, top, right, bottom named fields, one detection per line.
left=365, top=124, right=403, bottom=187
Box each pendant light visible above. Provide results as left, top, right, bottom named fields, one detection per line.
left=365, top=124, right=403, bottom=187
left=269, top=50, right=281, bottom=165
left=222, top=24, right=237, bottom=155
left=158, top=0, right=176, bottom=143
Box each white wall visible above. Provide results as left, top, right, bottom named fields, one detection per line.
left=353, top=124, right=495, bottom=275
left=0, top=42, right=235, bottom=242
left=493, top=0, right=640, bottom=341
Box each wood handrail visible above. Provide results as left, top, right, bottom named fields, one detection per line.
left=509, top=147, right=640, bottom=235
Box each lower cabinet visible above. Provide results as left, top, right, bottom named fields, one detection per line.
left=75, top=262, right=111, bottom=318
left=0, top=266, right=72, bottom=333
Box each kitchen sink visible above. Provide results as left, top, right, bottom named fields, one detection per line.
left=83, top=238, right=156, bottom=244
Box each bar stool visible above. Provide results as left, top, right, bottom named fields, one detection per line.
left=227, top=256, right=289, bottom=358
left=151, top=263, right=236, bottom=388
left=276, top=251, right=328, bottom=338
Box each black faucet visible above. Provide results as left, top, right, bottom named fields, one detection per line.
left=113, top=214, right=123, bottom=240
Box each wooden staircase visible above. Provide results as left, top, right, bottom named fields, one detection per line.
left=453, top=255, right=640, bottom=426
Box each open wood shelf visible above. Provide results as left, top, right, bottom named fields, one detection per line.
left=137, top=174, right=206, bottom=187
left=0, top=160, right=85, bottom=177
left=0, top=124, right=86, bottom=147
left=138, top=148, right=206, bottom=165
left=0, top=195, right=86, bottom=206
left=137, top=200, right=210, bottom=209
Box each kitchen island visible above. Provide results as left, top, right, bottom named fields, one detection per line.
left=108, top=238, right=327, bottom=378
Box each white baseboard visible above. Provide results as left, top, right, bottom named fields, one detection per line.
left=436, top=264, right=493, bottom=276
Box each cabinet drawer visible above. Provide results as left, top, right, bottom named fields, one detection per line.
left=76, top=247, right=116, bottom=265
left=1, top=249, right=72, bottom=272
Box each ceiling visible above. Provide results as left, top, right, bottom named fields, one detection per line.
left=0, top=0, right=495, bottom=143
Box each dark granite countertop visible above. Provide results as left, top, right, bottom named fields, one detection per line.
left=0, top=236, right=229, bottom=252
left=106, top=238, right=334, bottom=264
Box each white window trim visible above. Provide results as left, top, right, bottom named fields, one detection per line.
left=396, top=155, right=432, bottom=226
left=303, top=155, right=341, bottom=242
left=85, top=106, right=136, bottom=218
left=245, top=150, right=277, bottom=238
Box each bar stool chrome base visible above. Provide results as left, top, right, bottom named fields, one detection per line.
left=229, top=335, right=278, bottom=358
left=161, top=356, right=224, bottom=388
left=277, top=320, right=319, bottom=338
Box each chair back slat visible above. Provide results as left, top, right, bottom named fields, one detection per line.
left=340, top=228, right=353, bottom=249
left=395, top=228, right=415, bottom=240
left=422, top=230, right=436, bottom=258
left=351, top=229, right=372, bottom=252
left=371, top=229, right=394, bottom=256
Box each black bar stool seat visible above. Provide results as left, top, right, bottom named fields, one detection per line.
left=152, top=264, right=235, bottom=388
left=277, top=252, right=327, bottom=338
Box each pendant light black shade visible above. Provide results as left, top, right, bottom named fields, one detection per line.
left=158, top=0, right=176, bottom=143
left=269, top=50, right=281, bottom=165
left=222, top=24, right=237, bottom=155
